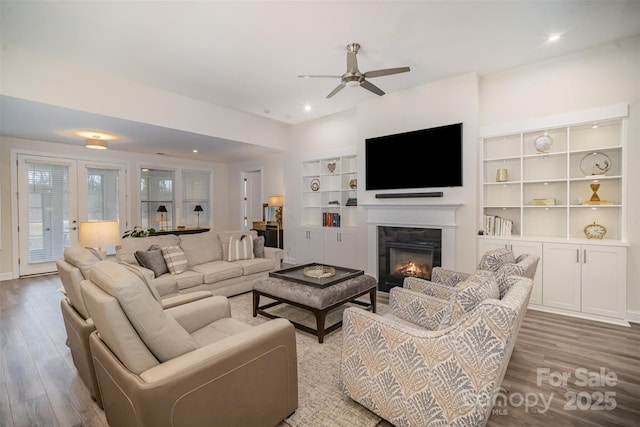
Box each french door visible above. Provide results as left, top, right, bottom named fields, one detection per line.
left=17, top=154, right=126, bottom=276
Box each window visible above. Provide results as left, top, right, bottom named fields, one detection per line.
left=182, top=170, right=210, bottom=228
left=141, top=168, right=174, bottom=230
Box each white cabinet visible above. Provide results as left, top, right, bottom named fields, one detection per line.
left=581, top=245, right=626, bottom=319
left=323, top=229, right=357, bottom=268
left=479, top=105, right=629, bottom=324
left=295, top=228, right=324, bottom=265
left=477, top=238, right=543, bottom=306
left=543, top=243, right=626, bottom=320
left=542, top=243, right=582, bottom=312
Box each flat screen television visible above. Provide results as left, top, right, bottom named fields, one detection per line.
left=365, top=123, right=463, bottom=191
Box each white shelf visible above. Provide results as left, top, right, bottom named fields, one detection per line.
left=480, top=115, right=626, bottom=241
left=301, top=154, right=358, bottom=228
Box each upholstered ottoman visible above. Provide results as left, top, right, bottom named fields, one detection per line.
left=253, top=274, right=377, bottom=343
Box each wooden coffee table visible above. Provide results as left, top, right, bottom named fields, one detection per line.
left=253, top=264, right=377, bottom=343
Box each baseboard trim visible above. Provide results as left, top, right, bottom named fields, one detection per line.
left=527, top=305, right=630, bottom=327
left=0, top=272, right=14, bottom=282
left=625, top=309, right=640, bottom=324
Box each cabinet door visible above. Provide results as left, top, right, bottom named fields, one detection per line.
left=323, top=230, right=357, bottom=268
left=510, top=241, right=543, bottom=306
left=477, top=238, right=510, bottom=256
left=542, top=243, right=581, bottom=312
left=295, top=228, right=324, bottom=264
left=581, top=245, right=626, bottom=319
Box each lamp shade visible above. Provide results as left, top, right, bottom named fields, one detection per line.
left=268, top=196, right=284, bottom=207
left=194, top=205, right=204, bottom=212
left=86, top=139, right=108, bottom=149
left=157, top=205, right=168, bottom=213
left=78, top=220, right=121, bottom=249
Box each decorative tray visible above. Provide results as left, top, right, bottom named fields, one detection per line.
left=303, top=265, right=336, bottom=278
left=270, top=263, right=364, bottom=288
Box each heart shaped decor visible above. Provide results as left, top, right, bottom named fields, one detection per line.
left=327, top=162, right=336, bottom=173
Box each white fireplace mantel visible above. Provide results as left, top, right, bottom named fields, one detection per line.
left=362, top=202, right=463, bottom=280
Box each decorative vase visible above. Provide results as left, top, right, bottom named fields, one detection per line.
left=496, top=169, right=508, bottom=182
left=349, top=178, right=357, bottom=189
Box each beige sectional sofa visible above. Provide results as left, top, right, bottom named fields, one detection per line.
left=116, top=230, right=283, bottom=298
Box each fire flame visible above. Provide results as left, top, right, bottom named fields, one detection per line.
left=398, top=262, right=430, bottom=279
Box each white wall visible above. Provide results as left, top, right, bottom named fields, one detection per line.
left=480, top=35, right=640, bottom=318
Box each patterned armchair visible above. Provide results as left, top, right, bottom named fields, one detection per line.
left=426, top=248, right=539, bottom=298
left=340, top=275, right=533, bottom=427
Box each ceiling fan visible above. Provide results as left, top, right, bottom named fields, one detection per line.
left=298, top=42, right=410, bottom=98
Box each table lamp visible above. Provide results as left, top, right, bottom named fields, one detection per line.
left=268, top=195, right=284, bottom=229
left=194, top=205, right=204, bottom=229
left=78, top=220, right=121, bottom=258
left=157, top=205, right=168, bottom=231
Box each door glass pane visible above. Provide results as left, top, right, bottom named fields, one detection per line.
left=87, top=167, right=120, bottom=221
left=182, top=170, right=210, bottom=228
left=27, top=162, right=69, bottom=263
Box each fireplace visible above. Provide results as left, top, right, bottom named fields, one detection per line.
left=377, top=226, right=442, bottom=292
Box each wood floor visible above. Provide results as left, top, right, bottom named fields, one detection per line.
left=1, top=273, right=639, bottom=427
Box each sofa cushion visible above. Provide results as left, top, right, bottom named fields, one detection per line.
left=179, top=231, right=221, bottom=265
left=443, top=270, right=499, bottom=327
left=235, top=257, right=275, bottom=275
left=190, top=261, right=243, bottom=284
left=227, top=235, right=254, bottom=261
left=89, top=261, right=199, bottom=363
left=253, top=235, right=265, bottom=258
left=64, top=246, right=104, bottom=279
left=219, top=230, right=258, bottom=263
left=134, top=244, right=169, bottom=278
left=116, top=234, right=180, bottom=265
left=162, top=245, right=189, bottom=274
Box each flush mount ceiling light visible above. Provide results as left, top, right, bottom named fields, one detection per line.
left=85, top=138, right=108, bottom=149
left=548, top=33, right=561, bottom=42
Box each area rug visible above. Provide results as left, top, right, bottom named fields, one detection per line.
left=228, top=292, right=388, bottom=427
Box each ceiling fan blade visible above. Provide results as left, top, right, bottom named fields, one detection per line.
left=364, top=66, right=411, bottom=78
left=326, top=84, right=345, bottom=98
left=298, top=74, right=342, bottom=79
left=361, top=80, right=385, bottom=96
left=346, top=51, right=358, bottom=73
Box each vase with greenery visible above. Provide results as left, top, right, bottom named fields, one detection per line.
left=122, top=226, right=156, bottom=239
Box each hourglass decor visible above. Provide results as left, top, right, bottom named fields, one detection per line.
left=582, top=182, right=613, bottom=205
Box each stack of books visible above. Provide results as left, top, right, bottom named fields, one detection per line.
left=322, top=212, right=341, bottom=227
left=346, top=198, right=357, bottom=206
left=483, top=215, right=513, bottom=236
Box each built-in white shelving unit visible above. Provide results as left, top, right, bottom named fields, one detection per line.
left=478, top=104, right=629, bottom=325
left=301, top=155, right=358, bottom=228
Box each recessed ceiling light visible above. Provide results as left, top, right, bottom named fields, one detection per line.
left=304, top=105, right=312, bottom=112
left=548, top=33, right=561, bottom=42
left=592, top=123, right=599, bottom=129
left=193, top=149, right=198, bottom=153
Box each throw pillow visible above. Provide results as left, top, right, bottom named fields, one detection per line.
left=134, top=244, right=169, bottom=278
left=228, top=235, right=254, bottom=262
left=161, top=245, right=188, bottom=274
left=253, top=235, right=265, bottom=258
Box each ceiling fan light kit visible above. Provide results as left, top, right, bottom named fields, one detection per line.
left=299, top=42, right=410, bottom=99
